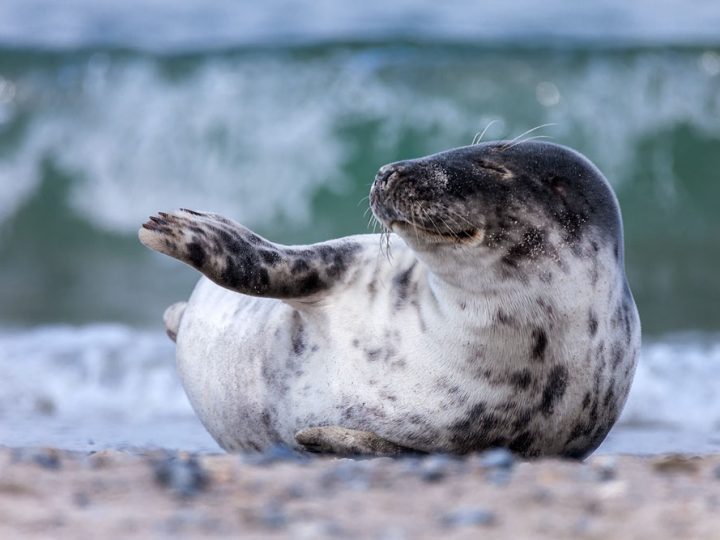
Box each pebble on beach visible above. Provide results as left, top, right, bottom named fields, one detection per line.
left=152, top=454, right=209, bottom=498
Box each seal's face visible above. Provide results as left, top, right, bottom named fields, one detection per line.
left=370, top=141, right=621, bottom=263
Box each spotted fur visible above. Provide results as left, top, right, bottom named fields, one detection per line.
left=139, top=140, right=640, bottom=459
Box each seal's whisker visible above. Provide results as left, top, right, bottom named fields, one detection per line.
left=446, top=215, right=472, bottom=251
left=444, top=212, right=466, bottom=234
left=501, top=123, right=557, bottom=150
left=442, top=211, right=474, bottom=249
left=377, top=229, right=385, bottom=257
left=357, top=195, right=370, bottom=208
left=472, top=120, right=498, bottom=145
left=409, top=205, right=421, bottom=244
left=435, top=213, right=461, bottom=241
left=503, top=134, right=554, bottom=151
left=444, top=208, right=476, bottom=230
left=375, top=218, right=392, bottom=261
left=383, top=227, right=393, bottom=261
left=422, top=209, right=444, bottom=239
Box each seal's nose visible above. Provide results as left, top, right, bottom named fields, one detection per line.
left=374, top=164, right=406, bottom=192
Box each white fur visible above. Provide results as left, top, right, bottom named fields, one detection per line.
left=171, top=230, right=638, bottom=454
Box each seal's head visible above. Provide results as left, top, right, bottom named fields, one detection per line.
left=370, top=141, right=624, bottom=287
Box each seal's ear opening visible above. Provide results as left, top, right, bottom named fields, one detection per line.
left=549, top=175, right=568, bottom=197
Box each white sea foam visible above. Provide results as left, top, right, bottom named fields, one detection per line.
left=0, top=324, right=191, bottom=420
left=618, top=335, right=720, bottom=431
left=0, top=51, right=718, bottom=233
left=0, top=325, right=718, bottom=452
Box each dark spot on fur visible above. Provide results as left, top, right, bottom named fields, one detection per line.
left=531, top=328, right=548, bottom=361
left=448, top=402, right=513, bottom=453
left=510, top=369, right=533, bottom=390
left=221, top=255, right=240, bottom=288
left=391, top=358, right=407, bottom=370
left=611, top=343, right=623, bottom=371
left=186, top=241, right=206, bottom=268
left=257, top=268, right=270, bottom=290
left=187, top=225, right=207, bottom=238
left=325, top=253, right=348, bottom=279
left=612, top=303, right=623, bottom=328
left=508, top=431, right=533, bottom=454
left=582, top=392, right=591, bottom=409
left=536, top=298, right=554, bottom=317
left=393, top=262, right=417, bottom=309
left=259, top=249, right=281, bottom=266
left=539, top=365, right=568, bottom=416
left=588, top=311, right=598, bottom=337
left=539, top=271, right=553, bottom=284
left=291, top=311, right=305, bottom=355
left=501, top=227, right=546, bottom=268
left=496, top=309, right=515, bottom=326
left=589, top=264, right=599, bottom=286
left=291, top=259, right=310, bottom=274
left=510, top=407, right=534, bottom=432
left=554, top=206, right=589, bottom=243
left=603, top=381, right=616, bottom=408
left=296, top=271, right=322, bottom=295
left=562, top=447, right=590, bottom=460
left=623, top=302, right=633, bottom=346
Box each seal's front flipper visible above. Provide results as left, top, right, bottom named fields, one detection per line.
left=139, top=209, right=361, bottom=303
left=295, top=426, right=409, bottom=457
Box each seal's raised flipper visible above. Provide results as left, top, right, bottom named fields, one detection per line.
left=295, top=426, right=409, bottom=457
left=163, top=301, right=187, bottom=342
left=139, top=209, right=361, bottom=303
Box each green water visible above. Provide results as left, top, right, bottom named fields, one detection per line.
left=0, top=44, right=718, bottom=335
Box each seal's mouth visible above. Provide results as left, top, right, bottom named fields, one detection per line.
left=389, top=219, right=483, bottom=244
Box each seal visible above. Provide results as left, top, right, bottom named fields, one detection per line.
left=139, top=140, right=640, bottom=458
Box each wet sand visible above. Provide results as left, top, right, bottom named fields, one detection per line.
left=1, top=447, right=719, bottom=539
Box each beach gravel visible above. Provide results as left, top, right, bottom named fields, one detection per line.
left=0, top=448, right=718, bottom=539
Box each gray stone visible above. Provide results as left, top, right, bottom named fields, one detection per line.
left=441, top=508, right=497, bottom=528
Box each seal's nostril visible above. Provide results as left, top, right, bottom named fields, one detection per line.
left=375, top=165, right=404, bottom=191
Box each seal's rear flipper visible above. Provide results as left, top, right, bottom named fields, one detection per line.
left=163, top=302, right=187, bottom=342
left=295, top=426, right=409, bottom=457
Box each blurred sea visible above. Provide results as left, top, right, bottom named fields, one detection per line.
left=0, top=0, right=719, bottom=454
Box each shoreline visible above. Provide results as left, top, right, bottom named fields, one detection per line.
left=1, top=447, right=718, bottom=539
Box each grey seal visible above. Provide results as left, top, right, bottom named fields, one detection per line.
left=139, top=140, right=640, bottom=459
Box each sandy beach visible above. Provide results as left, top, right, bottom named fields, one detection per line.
left=1, top=447, right=718, bottom=539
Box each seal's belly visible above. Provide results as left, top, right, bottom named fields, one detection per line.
left=175, top=277, right=457, bottom=451
left=175, top=278, right=292, bottom=450
left=176, top=275, right=639, bottom=458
